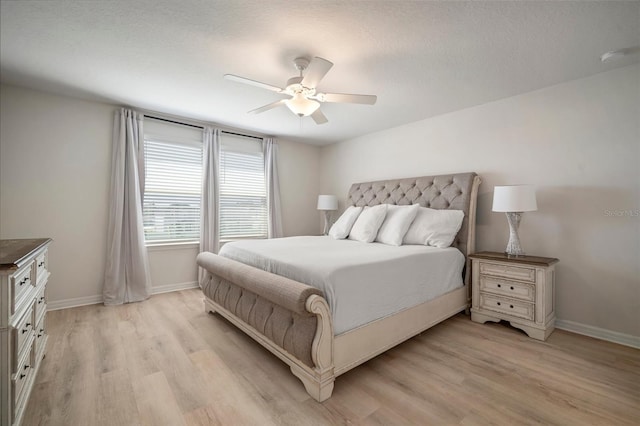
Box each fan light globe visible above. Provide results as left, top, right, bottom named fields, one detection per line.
left=285, top=93, right=320, bottom=117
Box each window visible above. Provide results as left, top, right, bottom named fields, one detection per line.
left=219, top=133, right=267, bottom=240
left=143, top=121, right=202, bottom=244
left=142, top=120, right=267, bottom=245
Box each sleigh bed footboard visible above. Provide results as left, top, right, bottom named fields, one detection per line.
left=196, top=252, right=335, bottom=401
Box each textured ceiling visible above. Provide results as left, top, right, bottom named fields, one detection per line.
left=1, top=1, right=638, bottom=145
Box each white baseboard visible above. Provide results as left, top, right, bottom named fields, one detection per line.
left=47, top=294, right=104, bottom=311
left=555, top=319, right=640, bottom=349
left=150, top=281, right=199, bottom=295
left=47, top=281, right=200, bottom=311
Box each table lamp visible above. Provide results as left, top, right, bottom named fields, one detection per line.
left=492, top=185, right=537, bottom=256
left=317, top=195, right=338, bottom=235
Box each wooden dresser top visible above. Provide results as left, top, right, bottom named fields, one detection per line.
left=0, top=238, right=52, bottom=271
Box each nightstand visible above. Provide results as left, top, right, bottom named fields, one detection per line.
left=470, top=251, right=559, bottom=341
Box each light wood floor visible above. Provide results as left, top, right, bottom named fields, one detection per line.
left=23, top=289, right=639, bottom=425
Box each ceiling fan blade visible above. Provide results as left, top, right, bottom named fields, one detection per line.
left=311, top=109, right=328, bottom=125
left=224, top=74, right=283, bottom=92
left=320, top=93, right=377, bottom=105
left=301, top=57, right=333, bottom=88
left=248, top=99, right=287, bottom=114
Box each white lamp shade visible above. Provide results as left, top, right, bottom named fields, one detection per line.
left=492, top=185, right=537, bottom=212
left=285, top=93, right=320, bottom=117
left=317, top=195, right=338, bottom=211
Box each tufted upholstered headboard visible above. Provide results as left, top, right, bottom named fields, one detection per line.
left=347, top=172, right=481, bottom=285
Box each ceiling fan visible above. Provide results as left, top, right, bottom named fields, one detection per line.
left=224, top=57, right=377, bottom=125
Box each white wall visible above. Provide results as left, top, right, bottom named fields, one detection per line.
left=0, top=84, right=321, bottom=305
left=320, top=64, right=640, bottom=338
left=278, top=139, right=321, bottom=236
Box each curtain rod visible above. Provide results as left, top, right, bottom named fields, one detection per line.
left=146, top=115, right=264, bottom=140
left=222, top=130, right=263, bottom=140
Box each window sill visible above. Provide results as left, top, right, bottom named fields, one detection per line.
left=145, top=238, right=267, bottom=252
left=146, top=241, right=199, bottom=252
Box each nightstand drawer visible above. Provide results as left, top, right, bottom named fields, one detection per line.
left=479, top=276, right=535, bottom=302
left=479, top=262, right=536, bottom=283
left=479, top=293, right=534, bottom=321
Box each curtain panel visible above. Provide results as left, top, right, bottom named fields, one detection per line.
left=263, top=137, right=283, bottom=238
left=199, top=127, right=220, bottom=286
left=104, top=108, right=152, bottom=304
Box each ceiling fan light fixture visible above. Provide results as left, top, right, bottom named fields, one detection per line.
left=285, top=93, right=320, bottom=117
left=225, top=56, right=377, bottom=124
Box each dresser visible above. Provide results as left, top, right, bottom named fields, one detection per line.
left=470, top=251, right=558, bottom=341
left=1, top=239, right=51, bottom=426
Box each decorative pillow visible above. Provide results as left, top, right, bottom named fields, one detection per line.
left=403, top=207, right=464, bottom=248
left=329, top=206, right=363, bottom=239
left=348, top=204, right=388, bottom=243
left=375, top=204, right=420, bottom=246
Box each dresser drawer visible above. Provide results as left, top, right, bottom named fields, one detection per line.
left=12, top=265, right=34, bottom=313
left=479, top=293, right=534, bottom=321
left=13, top=301, right=35, bottom=369
left=35, top=249, right=49, bottom=285
left=34, top=283, right=47, bottom=322
left=35, top=314, right=47, bottom=357
left=479, top=262, right=536, bottom=283
left=479, top=276, right=535, bottom=302
left=13, top=343, right=34, bottom=415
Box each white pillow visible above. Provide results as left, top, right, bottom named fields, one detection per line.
left=329, top=206, right=363, bottom=239
left=375, top=204, right=420, bottom=246
left=348, top=204, right=388, bottom=243
left=403, top=207, right=464, bottom=248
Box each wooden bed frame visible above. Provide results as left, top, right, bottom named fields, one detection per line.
left=197, top=173, right=481, bottom=402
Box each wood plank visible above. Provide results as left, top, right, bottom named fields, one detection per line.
left=96, top=369, right=140, bottom=426
left=132, top=371, right=185, bottom=426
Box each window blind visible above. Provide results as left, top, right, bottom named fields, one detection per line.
left=219, top=134, right=267, bottom=240
left=143, top=138, right=203, bottom=243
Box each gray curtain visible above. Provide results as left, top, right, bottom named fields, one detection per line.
left=263, top=137, right=283, bottom=238
left=199, top=127, right=220, bottom=286
left=104, top=108, right=152, bottom=304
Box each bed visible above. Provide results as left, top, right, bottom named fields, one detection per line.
left=196, top=172, right=481, bottom=401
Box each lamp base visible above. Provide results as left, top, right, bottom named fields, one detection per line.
left=505, top=212, right=525, bottom=256
left=322, top=211, right=331, bottom=235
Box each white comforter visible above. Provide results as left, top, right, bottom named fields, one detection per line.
left=219, top=236, right=464, bottom=335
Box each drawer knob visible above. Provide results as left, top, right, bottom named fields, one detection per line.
left=19, top=277, right=29, bottom=286
left=497, top=302, right=501, bottom=306
left=38, top=299, right=43, bottom=304
left=510, top=305, right=514, bottom=309
left=37, top=334, right=42, bottom=338
left=22, top=328, right=29, bottom=334
left=510, top=286, right=514, bottom=290
left=497, top=284, right=501, bottom=288
left=24, top=364, right=30, bottom=370
left=40, top=328, right=44, bottom=333
left=19, top=373, right=26, bottom=379
left=38, top=261, right=45, bottom=267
